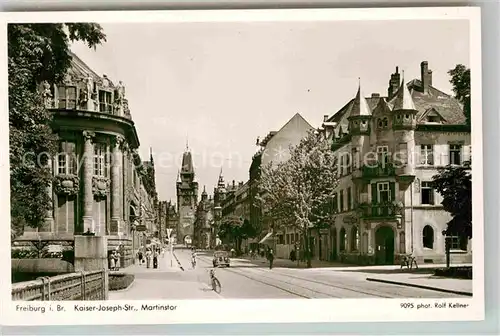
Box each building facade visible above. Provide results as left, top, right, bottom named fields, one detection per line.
left=248, top=113, right=314, bottom=251
left=15, top=52, right=158, bottom=267
left=176, top=148, right=198, bottom=245
left=193, top=187, right=214, bottom=249
left=275, top=61, right=472, bottom=265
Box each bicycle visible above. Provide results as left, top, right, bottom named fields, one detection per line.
left=209, top=269, right=221, bottom=294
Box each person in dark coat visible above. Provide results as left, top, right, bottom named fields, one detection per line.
left=153, top=249, right=159, bottom=269
left=268, top=248, right=275, bottom=269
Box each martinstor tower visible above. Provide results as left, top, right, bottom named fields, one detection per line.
left=176, top=146, right=198, bottom=245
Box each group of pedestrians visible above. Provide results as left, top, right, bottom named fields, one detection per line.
left=137, top=246, right=164, bottom=269
left=108, top=250, right=121, bottom=271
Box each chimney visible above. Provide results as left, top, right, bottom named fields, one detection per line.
left=371, top=93, right=380, bottom=98
left=323, top=115, right=329, bottom=122
left=387, top=66, right=401, bottom=98
left=421, top=61, right=432, bottom=93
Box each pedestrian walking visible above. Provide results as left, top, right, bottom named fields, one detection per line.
left=268, top=248, right=274, bottom=270
left=145, top=248, right=152, bottom=268
left=109, top=251, right=116, bottom=270
left=115, top=250, right=121, bottom=270
left=153, top=249, right=159, bottom=269
left=138, top=250, right=143, bottom=264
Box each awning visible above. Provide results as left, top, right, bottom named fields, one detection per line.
left=259, top=232, right=273, bottom=244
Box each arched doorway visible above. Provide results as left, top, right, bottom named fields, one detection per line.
left=375, top=225, right=395, bottom=265
left=331, top=228, right=337, bottom=260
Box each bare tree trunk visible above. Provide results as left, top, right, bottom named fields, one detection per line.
left=304, top=227, right=312, bottom=268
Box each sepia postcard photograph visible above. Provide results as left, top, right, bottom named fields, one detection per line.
left=0, top=7, right=483, bottom=326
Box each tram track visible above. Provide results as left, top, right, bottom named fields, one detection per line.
left=197, top=255, right=390, bottom=299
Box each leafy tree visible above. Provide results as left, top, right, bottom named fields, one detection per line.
left=9, top=23, right=106, bottom=240
left=432, top=162, right=472, bottom=267
left=257, top=130, right=339, bottom=268
left=448, top=64, right=471, bottom=126
left=432, top=162, right=472, bottom=239
left=218, top=216, right=256, bottom=253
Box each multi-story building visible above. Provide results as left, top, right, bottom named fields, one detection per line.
left=193, top=187, right=214, bottom=249
left=176, top=147, right=198, bottom=246
left=14, top=52, right=158, bottom=267
left=248, top=113, right=313, bottom=251
left=276, top=61, right=471, bottom=265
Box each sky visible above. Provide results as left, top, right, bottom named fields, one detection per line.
left=70, top=19, right=469, bottom=203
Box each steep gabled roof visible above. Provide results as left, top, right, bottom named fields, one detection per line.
left=180, top=151, right=194, bottom=174
left=68, top=51, right=111, bottom=85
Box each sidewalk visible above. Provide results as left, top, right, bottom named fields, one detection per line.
left=237, top=255, right=350, bottom=269
left=366, top=272, right=473, bottom=296
left=109, top=252, right=220, bottom=300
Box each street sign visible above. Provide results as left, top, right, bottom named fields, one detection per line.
left=136, top=225, right=147, bottom=232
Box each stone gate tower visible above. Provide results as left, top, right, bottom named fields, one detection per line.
left=176, top=146, right=198, bottom=245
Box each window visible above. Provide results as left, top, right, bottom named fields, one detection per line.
left=340, top=155, right=345, bottom=175
left=427, top=116, right=440, bottom=123
left=56, top=195, right=75, bottom=234
left=57, top=141, right=77, bottom=175
left=340, top=228, right=346, bottom=251
left=383, top=117, right=388, bottom=127
left=377, top=118, right=389, bottom=129
left=351, top=226, right=359, bottom=251
left=332, top=193, right=338, bottom=213
left=99, top=90, right=113, bottom=113
left=57, top=86, right=77, bottom=109
left=352, top=148, right=359, bottom=170
left=423, top=225, right=434, bottom=249
left=449, top=236, right=468, bottom=251
left=377, top=146, right=389, bottom=165
left=339, top=190, right=344, bottom=212
left=449, top=144, right=462, bottom=165
left=420, top=144, right=434, bottom=165
left=347, top=187, right=352, bottom=211
left=377, top=182, right=391, bottom=203
left=291, top=233, right=295, bottom=244
left=93, top=143, right=107, bottom=176
left=421, top=182, right=435, bottom=205
left=346, top=154, right=351, bottom=174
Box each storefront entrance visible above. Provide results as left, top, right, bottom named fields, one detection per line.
left=375, top=225, right=395, bottom=265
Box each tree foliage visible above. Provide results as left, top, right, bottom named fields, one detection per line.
left=432, top=162, right=472, bottom=239
left=257, top=130, right=339, bottom=267
left=218, top=216, right=256, bottom=252
left=9, top=23, right=106, bottom=240
left=448, top=64, right=471, bottom=126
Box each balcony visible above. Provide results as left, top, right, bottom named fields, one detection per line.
left=360, top=162, right=396, bottom=178
left=357, top=202, right=402, bottom=219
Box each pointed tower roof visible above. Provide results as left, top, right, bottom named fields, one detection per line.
left=180, top=150, right=194, bottom=174
left=217, top=168, right=225, bottom=188
left=349, top=79, right=372, bottom=117
left=176, top=170, right=181, bottom=183
left=392, top=74, right=416, bottom=111
left=202, top=185, right=207, bottom=195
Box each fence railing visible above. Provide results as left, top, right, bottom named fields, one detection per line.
left=12, top=269, right=108, bottom=301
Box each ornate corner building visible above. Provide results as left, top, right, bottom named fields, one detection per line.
left=16, top=52, right=158, bottom=267
left=274, top=61, right=471, bottom=265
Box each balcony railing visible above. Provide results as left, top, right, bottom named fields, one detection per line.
left=357, top=202, right=402, bottom=218
left=361, top=162, right=396, bottom=178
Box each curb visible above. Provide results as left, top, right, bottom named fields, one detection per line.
left=366, top=277, right=473, bottom=297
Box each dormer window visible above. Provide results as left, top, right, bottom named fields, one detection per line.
left=58, top=86, right=77, bottom=109
left=99, top=90, right=113, bottom=113
left=426, top=116, right=440, bottom=123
